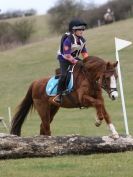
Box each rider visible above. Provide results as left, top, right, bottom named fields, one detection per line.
left=55, top=19, right=89, bottom=103
left=104, top=8, right=115, bottom=23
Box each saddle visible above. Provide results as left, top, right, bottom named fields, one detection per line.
left=46, top=66, right=75, bottom=96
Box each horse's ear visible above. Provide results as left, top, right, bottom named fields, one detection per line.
left=106, top=62, right=111, bottom=69
left=113, top=61, right=118, bottom=67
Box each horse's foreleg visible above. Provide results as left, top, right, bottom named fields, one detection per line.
left=102, top=106, right=119, bottom=139
left=83, top=95, right=104, bottom=126
left=83, top=95, right=119, bottom=139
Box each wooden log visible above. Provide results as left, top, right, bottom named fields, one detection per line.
left=0, top=133, right=133, bottom=159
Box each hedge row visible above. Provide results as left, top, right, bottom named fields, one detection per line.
left=0, top=19, right=35, bottom=50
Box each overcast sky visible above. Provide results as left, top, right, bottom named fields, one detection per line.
left=0, top=0, right=109, bottom=14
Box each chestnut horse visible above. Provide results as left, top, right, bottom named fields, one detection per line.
left=10, top=56, right=119, bottom=138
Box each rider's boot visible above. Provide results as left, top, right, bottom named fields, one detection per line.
left=54, top=76, right=65, bottom=104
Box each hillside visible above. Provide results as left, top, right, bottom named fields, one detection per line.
left=0, top=14, right=51, bottom=42
left=0, top=16, right=133, bottom=137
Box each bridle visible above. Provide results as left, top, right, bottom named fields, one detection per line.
left=101, top=69, right=118, bottom=95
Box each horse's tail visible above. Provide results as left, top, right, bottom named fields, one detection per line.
left=10, top=83, right=33, bottom=136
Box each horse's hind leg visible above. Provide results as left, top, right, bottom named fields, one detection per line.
left=40, top=104, right=59, bottom=135
left=34, top=99, right=51, bottom=135
left=49, top=104, right=59, bottom=123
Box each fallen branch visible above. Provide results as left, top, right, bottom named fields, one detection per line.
left=0, top=133, right=133, bottom=159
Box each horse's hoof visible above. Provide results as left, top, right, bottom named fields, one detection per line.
left=110, top=133, right=119, bottom=140
left=95, top=120, right=102, bottom=127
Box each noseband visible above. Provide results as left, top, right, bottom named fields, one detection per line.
left=102, top=79, right=118, bottom=94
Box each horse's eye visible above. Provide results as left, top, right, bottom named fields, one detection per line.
left=105, top=76, right=110, bottom=79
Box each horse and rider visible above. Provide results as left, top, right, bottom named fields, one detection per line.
left=10, top=19, right=119, bottom=139
left=104, top=8, right=115, bottom=24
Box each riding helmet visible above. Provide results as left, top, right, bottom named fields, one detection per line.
left=69, top=19, right=87, bottom=32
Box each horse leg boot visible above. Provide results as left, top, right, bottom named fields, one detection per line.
left=102, top=106, right=119, bottom=139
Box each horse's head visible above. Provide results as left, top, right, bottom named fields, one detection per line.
left=81, top=56, right=118, bottom=100
left=102, top=61, right=118, bottom=100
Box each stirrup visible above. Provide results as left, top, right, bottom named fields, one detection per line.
left=54, top=94, right=62, bottom=104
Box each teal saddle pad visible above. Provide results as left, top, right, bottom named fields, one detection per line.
left=46, top=75, right=73, bottom=96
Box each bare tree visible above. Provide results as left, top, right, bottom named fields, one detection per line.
left=47, top=0, right=85, bottom=33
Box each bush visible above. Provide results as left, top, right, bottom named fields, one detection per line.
left=0, top=22, right=14, bottom=45
left=12, top=19, right=35, bottom=44
left=0, top=19, right=35, bottom=50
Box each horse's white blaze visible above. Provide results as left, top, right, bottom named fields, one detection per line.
left=110, top=75, right=118, bottom=98
left=110, top=75, right=116, bottom=88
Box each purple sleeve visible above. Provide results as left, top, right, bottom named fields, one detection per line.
left=63, top=38, right=71, bottom=54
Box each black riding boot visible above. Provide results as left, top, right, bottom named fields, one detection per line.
left=55, top=75, right=66, bottom=103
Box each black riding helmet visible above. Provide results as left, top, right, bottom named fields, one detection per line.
left=69, top=19, right=87, bottom=32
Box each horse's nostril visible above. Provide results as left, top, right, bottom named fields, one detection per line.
left=112, top=95, right=116, bottom=100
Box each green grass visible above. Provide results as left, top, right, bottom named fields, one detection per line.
left=0, top=16, right=133, bottom=177
left=0, top=152, right=133, bottom=177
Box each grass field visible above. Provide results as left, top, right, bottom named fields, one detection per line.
left=0, top=16, right=133, bottom=177
left=0, top=152, right=133, bottom=177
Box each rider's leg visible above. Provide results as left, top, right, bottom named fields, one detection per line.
left=55, top=75, right=66, bottom=103
left=55, top=60, right=71, bottom=103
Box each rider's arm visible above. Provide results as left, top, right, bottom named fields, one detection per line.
left=63, top=39, right=78, bottom=64
left=64, top=54, right=78, bottom=64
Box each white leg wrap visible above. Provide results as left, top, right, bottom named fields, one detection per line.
left=108, top=123, right=119, bottom=139
left=108, top=123, right=117, bottom=134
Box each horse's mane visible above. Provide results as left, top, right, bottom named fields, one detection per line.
left=83, top=56, right=106, bottom=76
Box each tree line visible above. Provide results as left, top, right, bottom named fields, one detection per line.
left=47, top=0, right=133, bottom=33
left=0, top=0, right=132, bottom=50
left=0, top=9, right=36, bottom=19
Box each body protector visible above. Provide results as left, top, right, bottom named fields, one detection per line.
left=58, top=33, right=86, bottom=58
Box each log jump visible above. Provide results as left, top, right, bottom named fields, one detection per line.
left=0, top=133, right=133, bottom=159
